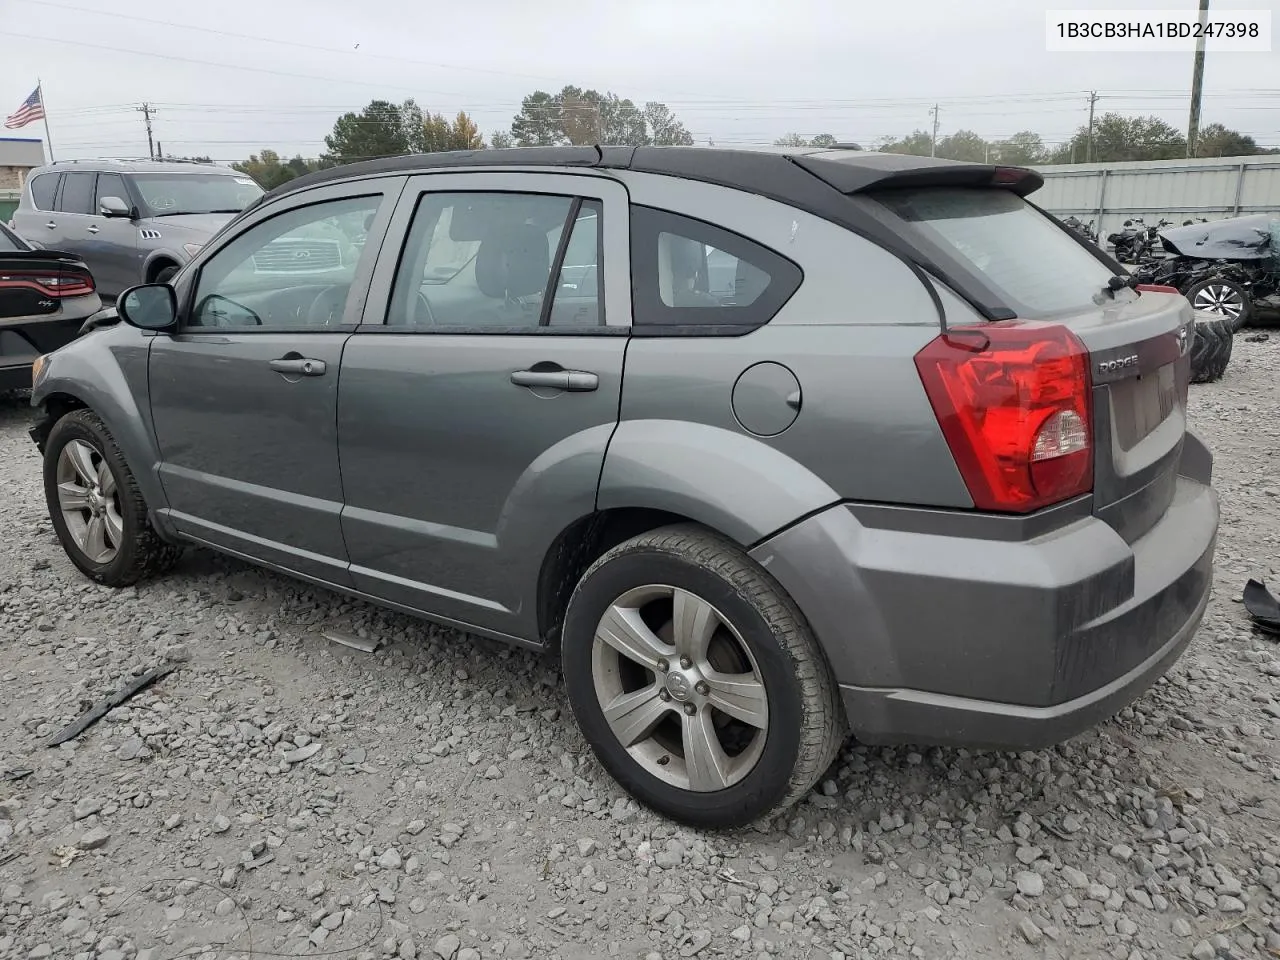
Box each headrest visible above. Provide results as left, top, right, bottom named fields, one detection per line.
left=475, top=224, right=549, bottom=299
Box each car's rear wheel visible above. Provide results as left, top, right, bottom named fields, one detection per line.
left=43, top=409, right=182, bottom=586
left=561, top=525, right=844, bottom=829
left=1185, top=277, right=1252, bottom=332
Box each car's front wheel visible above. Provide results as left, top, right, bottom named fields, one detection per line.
left=1185, top=277, right=1252, bottom=332
left=561, top=525, right=845, bottom=829
left=43, top=409, right=182, bottom=586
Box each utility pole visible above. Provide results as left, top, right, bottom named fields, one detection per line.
left=1187, top=0, right=1210, bottom=157
left=929, top=104, right=940, bottom=157
left=137, top=102, right=156, bottom=159
left=1086, top=91, right=1098, bottom=162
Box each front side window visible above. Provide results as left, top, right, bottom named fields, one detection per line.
left=130, top=172, right=264, bottom=218
left=387, top=191, right=603, bottom=330
left=629, top=205, right=802, bottom=328
left=189, top=195, right=380, bottom=331
left=95, top=173, right=129, bottom=211
left=29, top=173, right=57, bottom=211
left=58, top=172, right=96, bottom=216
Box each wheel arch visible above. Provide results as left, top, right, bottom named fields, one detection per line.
left=143, top=251, right=182, bottom=283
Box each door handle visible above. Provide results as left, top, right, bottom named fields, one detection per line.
left=510, top=369, right=598, bottom=392
left=45, top=221, right=56, bottom=230
left=269, top=357, right=327, bottom=377
left=87, top=225, right=99, bottom=234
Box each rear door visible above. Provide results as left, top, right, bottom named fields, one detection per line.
left=337, top=172, right=630, bottom=640
left=51, top=171, right=98, bottom=263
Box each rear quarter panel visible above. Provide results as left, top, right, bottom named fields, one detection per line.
left=600, top=172, right=972, bottom=543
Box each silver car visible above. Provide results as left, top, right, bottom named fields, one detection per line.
left=11, top=158, right=264, bottom=300
left=28, top=145, right=1219, bottom=829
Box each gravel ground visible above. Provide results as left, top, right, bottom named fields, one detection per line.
left=1, top=339, right=1279, bottom=960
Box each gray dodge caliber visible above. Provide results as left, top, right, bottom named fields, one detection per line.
left=28, top=145, right=1219, bottom=829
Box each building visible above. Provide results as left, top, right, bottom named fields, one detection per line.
left=0, top=137, right=46, bottom=224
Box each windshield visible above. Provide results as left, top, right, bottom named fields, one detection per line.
left=130, top=172, right=264, bottom=217
left=870, top=187, right=1117, bottom=317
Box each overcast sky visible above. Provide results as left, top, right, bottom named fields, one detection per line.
left=3, top=0, right=1278, bottom=163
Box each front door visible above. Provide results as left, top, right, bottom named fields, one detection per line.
left=337, top=172, right=631, bottom=639
left=88, top=172, right=138, bottom=299
left=147, top=180, right=402, bottom=584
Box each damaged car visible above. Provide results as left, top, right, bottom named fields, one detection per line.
left=1133, top=214, right=1280, bottom=332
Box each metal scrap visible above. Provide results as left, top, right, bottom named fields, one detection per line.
left=45, top=664, right=177, bottom=748
left=1243, top=579, right=1280, bottom=638
left=323, top=629, right=382, bottom=654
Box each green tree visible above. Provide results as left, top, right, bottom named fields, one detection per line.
left=935, top=129, right=989, bottom=163
left=509, top=86, right=692, bottom=147
left=878, top=130, right=934, bottom=156
left=1050, top=113, right=1186, bottom=163
left=772, top=132, right=842, bottom=148
left=990, top=131, right=1048, bottom=166
left=402, top=100, right=485, bottom=153
left=1193, top=123, right=1262, bottom=158
left=489, top=130, right=514, bottom=149
left=323, top=99, right=408, bottom=165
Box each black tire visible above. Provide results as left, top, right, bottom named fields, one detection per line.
left=561, top=524, right=845, bottom=829
left=1189, top=314, right=1234, bottom=384
left=153, top=264, right=179, bottom=285
left=1184, top=277, right=1252, bottom=332
left=43, top=409, right=183, bottom=586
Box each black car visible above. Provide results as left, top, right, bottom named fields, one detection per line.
left=0, top=222, right=101, bottom=392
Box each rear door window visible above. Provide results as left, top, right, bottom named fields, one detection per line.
left=57, top=172, right=97, bottom=216
left=867, top=187, right=1116, bottom=318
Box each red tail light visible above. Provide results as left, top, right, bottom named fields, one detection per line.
left=1136, top=283, right=1179, bottom=294
left=0, top=267, right=95, bottom=298
left=914, top=322, right=1093, bottom=513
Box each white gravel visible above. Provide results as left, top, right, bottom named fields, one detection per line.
left=1, top=337, right=1279, bottom=960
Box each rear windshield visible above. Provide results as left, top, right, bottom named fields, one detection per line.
left=870, top=187, right=1116, bottom=317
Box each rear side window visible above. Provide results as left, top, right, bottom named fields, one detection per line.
left=28, top=173, right=58, bottom=211
left=868, top=188, right=1115, bottom=317
left=58, top=172, right=96, bottom=215
left=629, top=205, right=802, bottom=329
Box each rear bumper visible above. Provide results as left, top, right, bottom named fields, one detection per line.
left=749, top=431, right=1219, bottom=751
left=0, top=305, right=97, bottom=391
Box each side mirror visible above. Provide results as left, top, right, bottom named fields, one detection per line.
left=117, top=284, right=177, bottom=331
left=100, top=196, right=134, bottom=219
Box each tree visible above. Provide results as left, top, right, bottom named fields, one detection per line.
left=772, top=132, right=842, bottom=148
left=878, top=130, right=934, bottom=156
left=935, top=129, right=989, bottom=163
left=1193, top=123, right=1261, bottom=158
left=323, top=99, right=408, bottom=165
left=232, top=149, right=328, bottom=189
left=991, top=131, right=1048, bottom=166
left=508, top=86, right=693, bottom=147
left=1050, top=113, right=1186, bottom=163
left=402, top=100, right=485, bottom=153
left=489, top=131, right=514, bottom=149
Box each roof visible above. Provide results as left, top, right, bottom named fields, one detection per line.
left=0, top=138, right=46, bottom=167
left=259, top=145, right=1044, bottom=208
left=27, top=157, right=230, bottom=175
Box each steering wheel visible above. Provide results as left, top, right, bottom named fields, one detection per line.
left=305, top=285, right=349, bottom=326
left=196, top=294, right=262, bottom=327
left=414, top=291, right=439, bottom=327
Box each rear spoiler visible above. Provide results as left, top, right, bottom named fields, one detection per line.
left=789, top=154, right=1044, bottom=197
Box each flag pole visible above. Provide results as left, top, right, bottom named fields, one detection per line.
left=38, top=78, right=55, bottom=161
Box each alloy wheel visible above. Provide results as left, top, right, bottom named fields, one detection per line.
left=1192, top=283, right=1245, bottom=321
left=55, top=439, right=123, bottom=565
left=590, top=584, right=769, bottom=792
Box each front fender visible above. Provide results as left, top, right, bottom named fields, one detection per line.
left=31, top=326, right=172, bottom=526
left=597, top=419, right=840, bottom=546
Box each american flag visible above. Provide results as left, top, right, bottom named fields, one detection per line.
left=4, top=87, right=45, bottom=130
